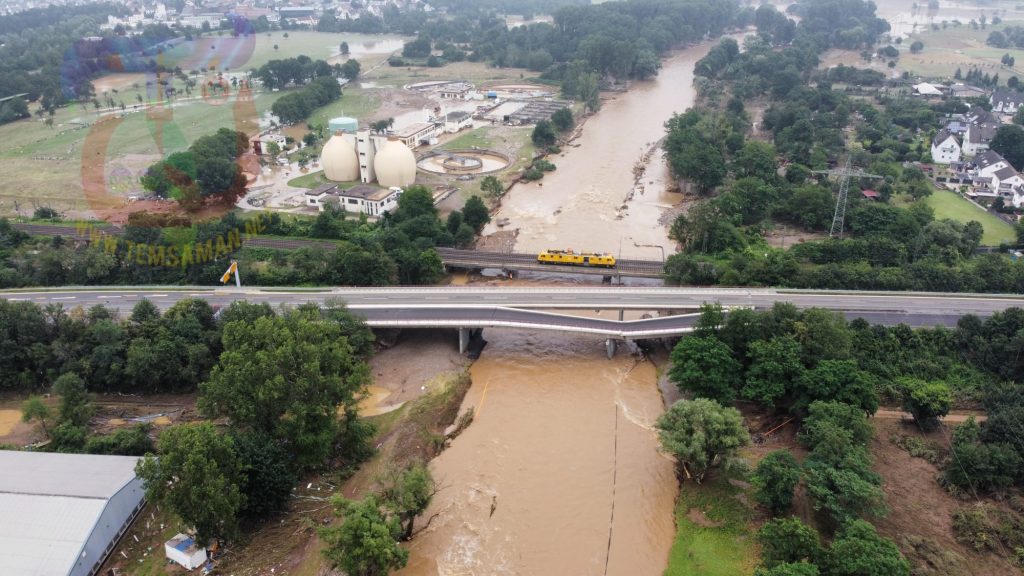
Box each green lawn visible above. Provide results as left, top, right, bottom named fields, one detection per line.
left=925, top=189, right=1017, bottom=246
left=287, top=170, right=357, bottom=189
left=665, top=473, right=757, bottom=576
left=441, top=127, right=495, bottom=150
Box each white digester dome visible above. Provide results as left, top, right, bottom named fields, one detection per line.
left=373, top=138, right=417, bottom=188
left=321, top=132, right=359, bottom=182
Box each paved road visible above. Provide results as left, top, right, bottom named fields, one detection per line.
left=1, top=286, right=1021, bottom=338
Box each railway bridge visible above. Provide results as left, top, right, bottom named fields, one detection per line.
left=436, top=248, right=665, bottom=279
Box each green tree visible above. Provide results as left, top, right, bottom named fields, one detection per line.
left=199, top=312, right=371, bottom=470
left=733, top=140, right=779, bottom=182
left=990, top=123, right=1024, bottom=169
left=825, top=520, right=910, bottom=576
left=793, top=361, right=878, bottom=416
left=551, top=107, right=574, bottom=132
left=53, top=372, right=92, bottom=426
left=800, top=401, right=874, bottom=449
left=757, top=517, right=823, bottom=568
left=320, top=495, right=409, bottom=576
left=50, top=372, right=93, bottom=452
left=531, top=120, right=557, bottom=148
left=743, top=335, right=805, bottom=408
left=655, top=398, right=749, bottom=482
left=480, top=175, right=504, bottom=197
left=899, top=378, right=952, bottom=431
left=233, top=430, right=296, bottom=521
left=752, top=450, right=802, bottom=515
left=379, top=464, right=435, bottom=540
left=669, top=335, right=742, bottom=403
left=136, top=423, right=243, bottom=544
left=20, top=395, right=50, bottom=438
left=461, top=196, right=490, bottom=231
left=943, top=416, right=1022, bottom=493
left=754, top=563, right=820, bottom=576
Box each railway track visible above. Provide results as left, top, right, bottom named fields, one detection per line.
left=436, top=248, right=665, bottom=278
left=11, top=224, right=665, bottom=277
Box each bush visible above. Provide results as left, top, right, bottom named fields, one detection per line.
left=85, top=424, right=154, bottom=455
left=757, top=517, right=823, bottom=568
left=753, top=450, right=802, bottom=515
left=944, top=417, right=1022, bottom=493
left=899, top=378, right=952, bottom=430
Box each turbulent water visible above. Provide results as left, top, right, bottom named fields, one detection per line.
left=397, top=330, right=677, bottom=576
left=481, top=44, right=710, bottom=260
left=396, top=42, right=727, bottom=576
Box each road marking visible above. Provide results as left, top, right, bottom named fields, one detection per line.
left=51, top=296, right=76, bottom=300
left=7, top=298, right=26, bottom=301
left=151, top=294, right=168, bottom=297
left=105, top=295, right=121, bottom=299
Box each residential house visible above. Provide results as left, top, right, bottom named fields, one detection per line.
left=963, top=121, right=999, bottom=156
left=930, top=128, right=961, bottom=164
left=991, top=89, right=1024, bottom=115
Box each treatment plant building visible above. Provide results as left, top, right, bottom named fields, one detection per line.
left=0, top=450, right=146, bottom=576
left=321, top=129, right=417, bottom=189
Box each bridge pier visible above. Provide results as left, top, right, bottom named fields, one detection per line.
left=605, top=338, right=618, bottom=359
left=459, top=328, right=485, bottom=355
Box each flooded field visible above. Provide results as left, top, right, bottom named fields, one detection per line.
left=397, top=330, right=677, bottom=576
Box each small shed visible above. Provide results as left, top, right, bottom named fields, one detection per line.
left=165, top=533, right=208, bottom=570
left=861, top=189, right=881, bottom=201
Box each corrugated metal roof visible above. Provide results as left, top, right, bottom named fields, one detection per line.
left=0, top=451, right=140, bottom=499
left=0, top=493, right=106, bottom=576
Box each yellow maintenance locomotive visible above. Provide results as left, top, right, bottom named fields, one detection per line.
left=537, top=249, right=617, bottom=268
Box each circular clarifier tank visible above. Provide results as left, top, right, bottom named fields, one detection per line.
left=417, top=149, right=511, bottom=175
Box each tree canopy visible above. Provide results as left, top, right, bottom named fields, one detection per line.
left=656, top=398, right=749, bottom=482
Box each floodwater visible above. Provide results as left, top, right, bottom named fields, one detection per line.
left=395, top=39, right=731, bottom=576
left=397, top=330, right=677, bottom=576
left=481, top=43, right=714, bottom=260
left=873, top=0, right=1010, bottom=37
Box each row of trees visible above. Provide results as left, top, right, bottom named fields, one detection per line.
left=0, top=186, right=455, bottom=289
left=271, top=74, right=343, bottom=125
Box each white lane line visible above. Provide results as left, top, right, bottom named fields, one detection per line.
left=7, top=298, right=26, bottom=301
left=151, top=294, right=168, bottom=297
left=105, top=295, right=122, bottom=299
left=51, top=296, right=76, bottom=300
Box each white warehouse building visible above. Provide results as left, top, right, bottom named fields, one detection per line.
left=0, top=451, right=146, bottom=576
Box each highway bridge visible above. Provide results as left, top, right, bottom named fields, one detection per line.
left=436, top=248, right=665, bottom=279
left=2, top=286, right=1022, bottom=357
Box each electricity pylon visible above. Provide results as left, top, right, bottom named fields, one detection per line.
left=812, top=158, right=885, bottom=238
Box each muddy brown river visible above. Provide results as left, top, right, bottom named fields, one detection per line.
left=481, top=43, right=711, bottom=260
left=397, top=42, right=723, bottom=575
left=397, top=331, right=677, bottom=576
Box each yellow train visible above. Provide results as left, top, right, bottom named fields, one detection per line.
left=537, top=249, right=617, bottom=268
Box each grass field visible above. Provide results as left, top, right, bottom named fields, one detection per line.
left=441, top=127, right=495, bottom=150
left=926, top=189, right=1017, bottom=245
left=664, top=473, right=757, bottom=576
left=287, top=170, right=333, bottom=189
left=900, top=22, right=1024, bottom=80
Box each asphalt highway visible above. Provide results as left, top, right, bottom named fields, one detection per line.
left=1, top=286, right=1020, bottom=337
